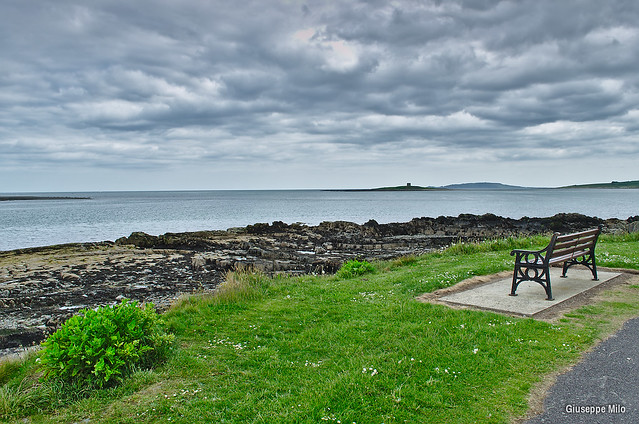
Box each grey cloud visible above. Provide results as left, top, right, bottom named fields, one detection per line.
left=1, top=0, right=638, bottom=189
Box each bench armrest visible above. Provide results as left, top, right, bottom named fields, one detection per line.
left=510, top=247, right=542, bottom=256
left=511, top=248, right=546, bottom=265
left=510, top=245, right=549, bottom=257
left=510, top=233, right=560, bottom=264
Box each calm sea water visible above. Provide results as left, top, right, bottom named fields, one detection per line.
left=1, top=189, right=638, bottom=252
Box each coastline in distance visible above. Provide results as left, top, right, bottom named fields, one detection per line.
left=325, top=180, right=639, bottom=192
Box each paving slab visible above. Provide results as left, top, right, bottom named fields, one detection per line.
left=439, top=268, right=621, bottom=317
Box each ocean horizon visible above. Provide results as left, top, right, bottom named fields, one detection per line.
left=1, top=188, right=638, bottom=252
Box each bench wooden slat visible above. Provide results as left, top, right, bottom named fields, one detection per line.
left=551, top=246, right=592, bottom=259
left=555, top=228, right=600, bottom=242
left=553, top=234, right=598, bottom=252
left=552, top=242, right=596, bottom=255
left=549, top=250, right=590, bottom=264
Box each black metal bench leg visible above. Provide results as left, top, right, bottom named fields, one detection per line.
left=538, top=267, right=554, bottom=300
left=509, top=266, right=554, bottom=300
left=544, top=280, right=554, bottom=301
left=510, top=270, right=519, bottom=296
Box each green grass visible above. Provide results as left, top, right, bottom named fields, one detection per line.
left=2, top=233, right=639, bottom=423
left=598, top=232, right=639, bottom=270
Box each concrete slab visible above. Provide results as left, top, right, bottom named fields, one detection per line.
left=439, top=268, right=621, bottom=317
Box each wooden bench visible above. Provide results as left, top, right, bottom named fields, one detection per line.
left=509, top=226, right=602, bottom=300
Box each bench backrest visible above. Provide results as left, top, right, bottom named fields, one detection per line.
left=549, top=227, right=601, bottom=261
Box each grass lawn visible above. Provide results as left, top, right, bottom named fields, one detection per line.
left=2, top=233, right=638, bottom=423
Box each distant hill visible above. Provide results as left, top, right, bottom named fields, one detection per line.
left=441, top=182, right=527, bottom=190
left=560, top=180, right=639, bottom=189
left=326, top=180, right=639, bottom=192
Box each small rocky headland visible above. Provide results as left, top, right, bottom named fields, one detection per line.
left=1, top=213, right=637, bottom=356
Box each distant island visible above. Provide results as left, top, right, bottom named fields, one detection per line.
left=326, top=180, right=639, bottom=191
left=371, top=183, right=441, bottom=191
left=327, top=183, right=442, bottom=192
left=0, top=196, right=91, bottom=201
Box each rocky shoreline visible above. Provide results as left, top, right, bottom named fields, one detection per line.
left=1, top=213, right=636, bottom=355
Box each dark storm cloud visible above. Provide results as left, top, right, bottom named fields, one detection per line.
left=1, top=0, right=638, bottom=189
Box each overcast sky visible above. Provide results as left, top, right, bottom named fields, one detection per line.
left=1, top=0, right=638, bottom=192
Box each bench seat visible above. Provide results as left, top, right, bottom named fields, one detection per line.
left=509, top=226, right=602, bottom=300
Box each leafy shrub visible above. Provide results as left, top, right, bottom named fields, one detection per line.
left=337, top=260, right=376, bottom=279
left=39, top=299, right=174, bottom=388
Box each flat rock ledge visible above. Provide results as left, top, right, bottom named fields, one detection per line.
left=1, top=213, right=635, bottom=356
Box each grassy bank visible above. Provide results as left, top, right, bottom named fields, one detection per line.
left=2, top=233, right=639, bottom=423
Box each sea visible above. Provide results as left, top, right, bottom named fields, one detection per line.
left=1, top=189, right=638, bottom=252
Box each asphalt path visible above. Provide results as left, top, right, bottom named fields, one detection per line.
left=524, top=315, right=639, bottom=423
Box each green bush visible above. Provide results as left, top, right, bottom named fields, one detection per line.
left=39, top=299, right=174, bottom=388
left=336, top=259, right=376, bottom=279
